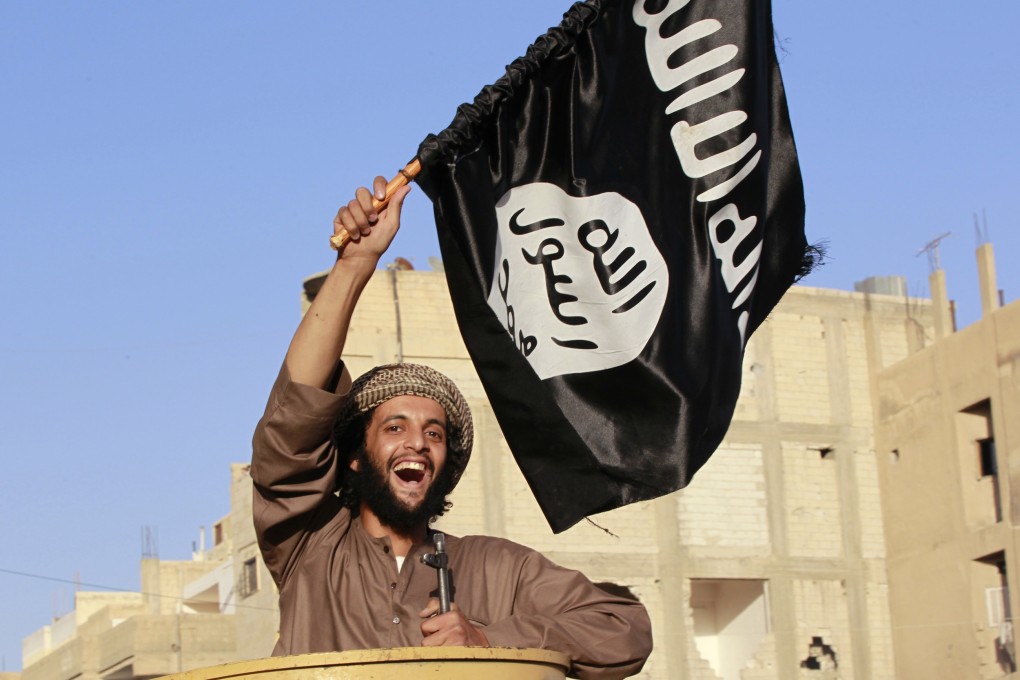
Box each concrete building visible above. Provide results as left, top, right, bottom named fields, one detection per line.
left=296, top=263, right=930, bottom=679
left=874, top=243, right=1020, bottom=680
left=19, top=464, right=277, bottom=680
left=19, top=244, right=1014, bottom=679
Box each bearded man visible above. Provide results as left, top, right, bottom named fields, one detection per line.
left=251, top=177, right=652, bottom=679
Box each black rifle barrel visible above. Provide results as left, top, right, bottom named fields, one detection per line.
left=420, top=531, right=451, bottom=614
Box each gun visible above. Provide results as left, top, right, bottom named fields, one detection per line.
left=420, top=532, right=451, bottom=614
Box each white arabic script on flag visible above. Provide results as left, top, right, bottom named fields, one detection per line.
left=487, top=183, right=669, bottom=379
left=634, top=0, right=764, bottom=345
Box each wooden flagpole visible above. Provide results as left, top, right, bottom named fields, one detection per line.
left=329, top=158, right=423, bottom=251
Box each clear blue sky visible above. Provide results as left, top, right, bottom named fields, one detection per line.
left=1, top=1, right=1017, bottom=670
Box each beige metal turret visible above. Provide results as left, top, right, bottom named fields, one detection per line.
left=157, top=648, right=569, bottom=680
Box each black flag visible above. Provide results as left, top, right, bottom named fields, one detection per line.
left=416, top=0, right=811, bottom=533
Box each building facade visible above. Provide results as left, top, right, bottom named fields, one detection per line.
left=874, top=245, right=1020, bottom=679
left=301, top=266, right=929, bottom=679
left=21, top=252, right=1013, bottom=679
left=18, top=463, right=277, bottom=680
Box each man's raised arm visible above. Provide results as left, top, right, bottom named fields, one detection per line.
left=286, top=177, right=411, bottom=387
left=251, top=177, right=410, bottom=585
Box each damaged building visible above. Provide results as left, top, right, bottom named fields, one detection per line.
left=17, top=243, right=1019, bottom=680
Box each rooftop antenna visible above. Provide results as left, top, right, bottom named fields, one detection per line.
left=974, top=210, right=990, bottom=247
left=916, top=232, right=952, bottom=273
left=141, top=525, right=159, bottom=559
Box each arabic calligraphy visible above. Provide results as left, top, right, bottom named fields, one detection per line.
left=488, top=183, right=669, bottom=379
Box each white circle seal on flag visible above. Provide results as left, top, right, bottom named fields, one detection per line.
left=486, top=182, right=669, bottom=380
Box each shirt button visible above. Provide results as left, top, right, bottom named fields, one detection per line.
left=383, top=546, right=390, bottom=553
left=392, top=616, right=400, bottom=624
left=390, top=582, right=397, bottom=590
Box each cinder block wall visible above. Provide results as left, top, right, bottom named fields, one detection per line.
left=326, top=269, right=930, bottom=680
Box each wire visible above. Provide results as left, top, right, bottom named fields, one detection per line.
left=0, top=566, right=277, bottom=613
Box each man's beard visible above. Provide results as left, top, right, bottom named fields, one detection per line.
left=352, top=449, right=455, bottom=534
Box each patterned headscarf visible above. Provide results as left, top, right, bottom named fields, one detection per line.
left=333, top=363, right=473, bottom=485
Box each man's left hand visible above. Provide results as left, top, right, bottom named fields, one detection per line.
left=419, top=599, right=490, bottom=647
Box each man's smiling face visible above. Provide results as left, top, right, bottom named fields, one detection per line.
left=351, top=394, right=452, bottom=531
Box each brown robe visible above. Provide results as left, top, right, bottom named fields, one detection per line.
left=251, top=362, right=652, bottom=679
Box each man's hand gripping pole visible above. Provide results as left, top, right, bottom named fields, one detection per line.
left=420, top=532, right=451, bottom=614
left=329, top=159, right=422, bottom=251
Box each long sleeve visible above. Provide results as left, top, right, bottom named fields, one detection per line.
left=450, top=536, right=653, bottom=680
left=250, top=360, right=353, bottom=586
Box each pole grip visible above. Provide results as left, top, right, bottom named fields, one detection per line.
left=329, top=158, right=422, bottom=251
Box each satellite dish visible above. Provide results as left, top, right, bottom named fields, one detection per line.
left=428, top=256, right=445, bottom=273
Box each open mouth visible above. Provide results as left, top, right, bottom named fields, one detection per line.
left=393, top=460, right=427, bottom=484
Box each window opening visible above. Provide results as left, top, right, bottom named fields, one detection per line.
left=957, top=400, right=1000, bottom=525
left=974, top=552, right=1016, bottom=674
left=690, top=579, right=769, bottom=680
left=239, top=558, right=258, bottom=599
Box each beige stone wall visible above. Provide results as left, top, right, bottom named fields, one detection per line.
left=677, top=444, right=770, bottom=551
left=782, top=443, right=842, bottom=560
left=21, top=269, right=940, bottom=680
left=332, top=272, right=924, bottom=680
left=875, top=297, right=1020, bottom=680
left=772, top=312, right=832, bottom=425
left=227, top=464, right=279, bottom=660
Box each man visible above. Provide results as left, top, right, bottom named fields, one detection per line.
left=251, top=177, right=652, bottom=679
